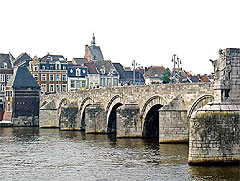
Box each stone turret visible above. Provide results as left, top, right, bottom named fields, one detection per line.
left=212, top=48, right=240, bottom=103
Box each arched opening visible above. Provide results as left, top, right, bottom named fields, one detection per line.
left=143, top=104, right=163, bottom=138
left=107, top=103, right=123, bottom=133
left=81, top=104, right=91, bottom=130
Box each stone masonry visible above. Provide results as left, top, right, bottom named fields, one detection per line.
left=40, top=83, right=214, bottom=142
left=189, top=48, right=240, bottom=165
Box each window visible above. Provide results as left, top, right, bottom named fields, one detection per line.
left=0, top=74, right=5, bottom=82
left=41, top=84, right=46, bottom=92
left=62, top=84, right=67, bottom=92
left=62, top=74, right=67, bottom=81
left=50, top=66, right=53, bottom=70
left=49, top=74, right=54, bottom=81
left=4, top=63, right=7, bottom=69
left=42, top=65, right=45, bottom=70
left=6, top=91, right=12, bottom=97
left=113, top=78, right=118, bottom=86
left=62, top=66, right=66, bottom=70
left=82, top=80, right=86, bottom=87
left=71, top=80, right=75, bottom=88
left=49, top=84, right=54, bottom=92
left=107, top=78, right=112, bottom=86
left=56, top=74, right=61, bottom=81
left=33, top=65, right=38, bottom=71
left=76, top=80, right=81, bottom=88
left=100, top=78, right=105, bottom=86
left=6, top=74, right=12, bottom=82
left=41, top=74, right=46, bottom=81
left=56, top=84, right=61, bottom=92
left=56, top=63, right=60, bottom=70
left=76, top=68, right=81, bottom=76
left=33, top=74, right=38, bottom=81
left=0, top=84, right=4, bottom=92
left=7, top=102, right=11, bottom=112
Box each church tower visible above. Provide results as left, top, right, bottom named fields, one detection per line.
left=84, top=33, right=104, bottom=61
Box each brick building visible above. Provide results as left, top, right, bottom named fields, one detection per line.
left=0, top=53, right=14, bottom=120
left=29, top=53, right=68, bottom=94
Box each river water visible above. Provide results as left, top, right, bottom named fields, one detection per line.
left=0, top=127, right=239, bottom=181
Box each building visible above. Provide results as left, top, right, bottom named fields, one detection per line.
left=0, top=53, right=14, bottom=120
left=84, top=61, right=100, bottom=88
left=113, top=63, right=144, bottom=85
left=67, top=63, right=88, bottom=91
left=84, top=33, right=104, bottom=61
left=29, top=53, right=68, bottom=94
left=2, top=67, right=40, bottom=126
left=13, top=53, right=32, bottom=67
left=94, top=60, right=119, bottom=87
left=144, top=66, right=166, bottom=85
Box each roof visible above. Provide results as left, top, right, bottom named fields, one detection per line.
left=199, top=75, right=210, bottom=82
left=94, top=60, right=118, bottom=75
left=144, top=66, right=165, bottom=77
left=13, top=53, right=32, bottom=67
left=0, top=53, right=14, bottom=69
left=113, top=63, right=125, bottom=79
left=84, top=62, right=98, bottom=74
left=7, top=67, right=40, bottom=89
left=72, top=58, right=88, bottom=65
left=40, top=53, right=67, bottom=64
left=88, top=45, right=104, bottom=61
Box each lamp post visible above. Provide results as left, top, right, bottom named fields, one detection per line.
left=132, top=60, right=136, bottom=85
left=171, top=54, right=177, bottom=83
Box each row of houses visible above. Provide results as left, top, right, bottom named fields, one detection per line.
left=0, top=34, right=213, bottom=124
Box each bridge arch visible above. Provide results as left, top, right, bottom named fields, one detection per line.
left=57, top=98, right=70, bottom=127
left=106, top=95, right=123, bottom=133
left=187, top=94, right=214, bottom=121
left=78, top=97, right=93, bottom=129
left=141, top=95, right=167, bottom=138
left=40, top=101, right=48, bottom=108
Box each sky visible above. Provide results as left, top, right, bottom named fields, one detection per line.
left=1, top=0, right=240, bottom=74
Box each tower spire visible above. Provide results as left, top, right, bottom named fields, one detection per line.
left=91, top=33, right=96, bottom=46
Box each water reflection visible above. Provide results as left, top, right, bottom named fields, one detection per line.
left=0, top=127, right=239, bottom=181
left=189, top=165, right=240, bottom=180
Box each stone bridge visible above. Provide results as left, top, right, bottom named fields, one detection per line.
left=40, top=82, right=214, bottom=143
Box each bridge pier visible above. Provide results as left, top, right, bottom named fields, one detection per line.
left=59, top=103, right=81, bottom=131
left=188, top=103, right=240, bottom=165
left=85, top=103, right=107, bottom=133
left=39, top=101, right=59, bottom=128
left=159, top=96, right=188, bottom=143
left=116, top=103, right=142, bottom=138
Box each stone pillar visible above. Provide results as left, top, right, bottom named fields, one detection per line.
left=116, top=103, right=142, bottom=138
left=59, top=103, right=80, bottom=131
left=39, top=101, right=59, bottom=128
left=188, top=103, right=240, bottom=164
left=159, top=109, right=188, bottom=143
left=159, top=95, right=188, bottom=143
left=85, top=103, right=107, bottom=133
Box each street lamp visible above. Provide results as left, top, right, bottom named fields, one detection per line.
left=171, top=54, right=177, bottom=83
left=132, top=60, right=137, bottom=85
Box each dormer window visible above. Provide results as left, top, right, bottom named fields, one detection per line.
left=4, top=63, right=7, bottom=69
left=76, top=68, right=81, bottom=76
left=55, top=61, right=60, bottom=70
left=33, top=65, right=38, bottom=71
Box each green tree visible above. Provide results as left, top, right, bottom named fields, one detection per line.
left=161, top=68, right=171, bottom=84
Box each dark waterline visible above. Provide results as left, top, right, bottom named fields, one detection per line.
left=0, top=127, right=239, bottom=181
